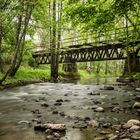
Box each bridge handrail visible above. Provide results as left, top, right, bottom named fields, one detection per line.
left=36, top=24, right=140, bottom=49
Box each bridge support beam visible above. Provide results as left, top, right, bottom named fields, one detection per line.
left=62, top=62, right=80, bottom=80
left=123, top=57, right=140, bottom=75
left=63, top=62, right=77, bottom=73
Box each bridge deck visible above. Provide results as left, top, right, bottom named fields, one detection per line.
left=32, top=40, right=140, bottom=64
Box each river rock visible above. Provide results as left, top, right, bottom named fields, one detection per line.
left=92, top=105, right=99, bottom=109
left=46, top=135, right=55, bottom=140
left=34, top=123, right=66, bottom=132
left=88, top=91, right=100, bottom=96
left=111, top=124, right=121, bottom=130
left=84, top=117, right=91, bottom=121
left=54, top=102, right=62, bottom=106
left=133, top=102, right=140, bottom=108
left=52, top=111, right=58, bottom=114
left=136, top=109, right=140, bottom=114
left=102, top=123, right=112, bottom=128
left=135, top=96, right=140, bottom=101
left=135, top=88, right=140, bottom=92
left=99, top=130, right=110, bottom=135
left=129, top=125, right=140, bottom=132
left=64, top=99, right=71, bottom=102
left=32, top=109, right=41, bottom=114
left=109, top=135, right=118, bottom=140
left=34, top=124, right=46, bottom=131
left=92, top=100, right=101, bottom=105
left=56, top=99, right=63, bottom=102
left=88, top=120, right=99, bottom=128
left=73, top=122, right=87, bottom=129
left=94, top=137, right=106, bottom=140
left=45, top=130, right=64, bottom=140
left=53, top=132, right=61, bottom=138
left=95, top=107, right=104, bottom=112
left=111, top=107, right=120, bottom=112
left=103, top=86, right=114, bottom=90
left=123, top=119, right=140, bottom=129
left=107, top=134, right=118, bottom=140
left=131, top=131, right=140, bottom=139
left=41, top=103, right=49, bottom=107
left=44, top=123, right=66, bottom=131
left=45, top=129, right=53, bottom=134
left=59, top=112, right=65, bottom=117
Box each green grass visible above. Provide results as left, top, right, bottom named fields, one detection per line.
left=1, top=66, right=50, bottom=84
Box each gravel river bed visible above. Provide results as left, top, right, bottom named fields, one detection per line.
left=0, top=78, right=140, bottom=140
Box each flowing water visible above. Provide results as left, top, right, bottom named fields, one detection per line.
left=0, top=77, right=139, bottom=140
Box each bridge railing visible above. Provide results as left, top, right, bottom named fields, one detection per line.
left=60, top=24, right=140, bottom=49
left=33, top=24, right=140, bottom=55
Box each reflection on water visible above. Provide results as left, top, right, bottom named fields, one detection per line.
left=79, top=77, right=118, bottom=85
left=65, top=77, right=118, bottom=85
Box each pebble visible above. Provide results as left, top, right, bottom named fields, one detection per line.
left=135, top=88, right=140, bottom=92
left=52, top=111, right=58, bottom=114
left=102, top=123, right=111, bottom=128
left=108, top=135, right=118, bottom=140
left=46, top=135, right=55, bottom=140
left=94, top=137, right=106, bottom=140
left=111, top=124, right=121, bottom=130
left=45, top=129, right=53, bottom=134
left=95, top=107, right=104, bottom=112
left=103, top=86, right=114, bottom=90
left=88, top=92, right=100, bottom=96
left=54, top=102, right=62, bottom=106
left=135, top=96, right=140, bottom=101
left=59, top=112, right=65, bottom=117
left=73, top=122, right=87, bottom=129
left=133, top=102, right=140, bottom=109
left=88, top=120, right=99, bottom=128
left=99, top=130, right=110, bottom=135
left=41, top=103, right=49, bottom=107
left=56, top=99, right=63, bottom=102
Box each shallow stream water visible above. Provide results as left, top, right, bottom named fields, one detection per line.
left=0, top=77, right=139, bottom=140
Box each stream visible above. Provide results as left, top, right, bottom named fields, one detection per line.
left=0, top=77, right=139, bottom=140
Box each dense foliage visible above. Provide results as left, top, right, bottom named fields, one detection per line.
left=0, top=0, right=140, bottom=84
left=64, top=0, right=140, bottom=31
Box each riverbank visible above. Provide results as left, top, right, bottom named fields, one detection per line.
left=0, top=66, right=50, bottom=89
left=0, top=66, right=140, bottom=90
left=0, top=66, right=114, bottom=89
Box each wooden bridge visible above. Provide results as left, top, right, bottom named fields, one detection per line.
left=32, top=25, right=140, bottom=64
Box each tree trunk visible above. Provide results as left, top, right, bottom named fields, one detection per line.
left=56, top=1, right=62, bottom=79
left=50, top=0, right=58, bottom=82
left=96, top=62, right=100, bottom=73
left=9, top=14, right=23, bottom=76
left=0, top=25, right=4, bottom=73
left=9, top=5, right=33, bottom=76
left=105, top=61, right=108, bottom=75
